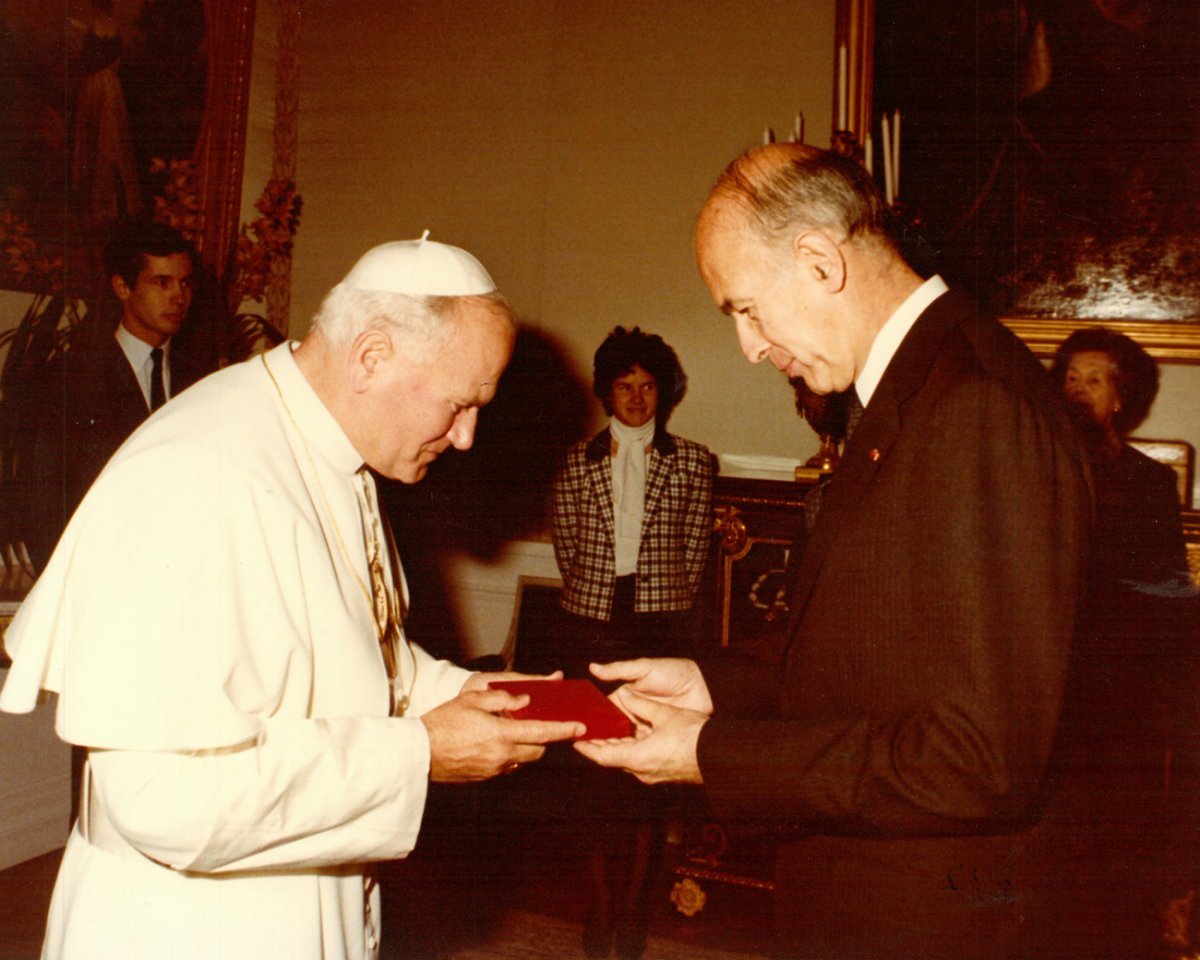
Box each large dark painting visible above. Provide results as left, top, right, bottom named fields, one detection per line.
left=0, top=0, right=252, bottom=294
left=872, top=0, right=1200, bottom=327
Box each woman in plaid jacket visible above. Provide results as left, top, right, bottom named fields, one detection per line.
left=550, top=326, right=713, bottom=960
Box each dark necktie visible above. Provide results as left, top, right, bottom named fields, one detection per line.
left=843, top=387, right=865, bottom=442
left=803, top=387, right=864, bottom=532
left=150, top=348, right=166, bottom=411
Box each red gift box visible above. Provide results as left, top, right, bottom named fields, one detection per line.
left=487, top=679, right=634, bottom=741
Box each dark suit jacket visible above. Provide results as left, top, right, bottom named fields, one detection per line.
left=696, top=291, right=1092, bottom=959
left=28, top=331, right=202, bottom=570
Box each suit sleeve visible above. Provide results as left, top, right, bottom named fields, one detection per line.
left=697, top=378, right=1090, bottom=837
left=25, top=358, right=69, bottom=573
left=551, top=448, right=582, bottom=582
left=681, top=446, right=714, bottom=599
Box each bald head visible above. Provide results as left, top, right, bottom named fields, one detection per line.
left=700, top=143, right=894, bottom=253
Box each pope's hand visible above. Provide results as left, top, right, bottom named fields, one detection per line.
left=588, top=658, right=714, bottom=716
left=574, top=688, right=707, bottom=785
left=422, top=688, right=583, bottom=783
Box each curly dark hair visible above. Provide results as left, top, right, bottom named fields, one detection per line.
left=1049, top=326, right=1160, bottom=436
left=102, top=220, right=197, bottom=289
left=592, top=326, right=687, bottom=425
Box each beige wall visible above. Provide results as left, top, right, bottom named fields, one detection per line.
left=286, top=0, right=838, bottom=466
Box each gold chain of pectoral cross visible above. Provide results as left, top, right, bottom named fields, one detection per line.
left=261, top=351, right=413, bottom=716
left=359, top=470, right=411, bottom=714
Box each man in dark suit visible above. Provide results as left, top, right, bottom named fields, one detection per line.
left=29, top=221, right=201, bottom=573
left=28, top=220, right=204, bottom=823
left=577, top=144, right=1093, bottom=958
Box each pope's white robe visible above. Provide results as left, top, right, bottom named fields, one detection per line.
left=0, top=342, right=471, bottom=959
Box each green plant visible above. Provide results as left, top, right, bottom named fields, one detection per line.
left=226, top=177, right=303, bottom=358
left=149, top=158, right=302, bottom=360
left=0, top=211, right=65, bottom=293
left=0, top=294, right=86, bottom=566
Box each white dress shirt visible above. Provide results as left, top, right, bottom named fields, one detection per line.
left=855, top=275, right=949, bottom=406
left=115, top=323, right=171, bottom=408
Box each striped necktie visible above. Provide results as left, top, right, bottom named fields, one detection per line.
left=803, top=387, right=864, bottom=532
left=843, top=388, right=865, bottom=441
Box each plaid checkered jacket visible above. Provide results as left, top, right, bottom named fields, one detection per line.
left=552, top=427, right=714, bottom=621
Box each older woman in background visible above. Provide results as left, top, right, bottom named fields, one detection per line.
left=1050, top=326, right=1198, bottom=957
left=1054, top=326, right=1189, bottom=595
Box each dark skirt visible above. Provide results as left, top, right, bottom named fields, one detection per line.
left=556, top=575, right=693, bottom=684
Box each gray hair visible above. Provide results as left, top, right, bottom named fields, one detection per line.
left=711, top=144, right=893, bottom=250
left=312, top=285, right=516, bottom=353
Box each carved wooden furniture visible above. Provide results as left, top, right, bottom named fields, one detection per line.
left=671, top=474, right=814, bottom=908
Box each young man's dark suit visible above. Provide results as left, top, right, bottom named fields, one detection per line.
left=696, top=289, right=1092, bottom=958
left=28, top=329, right=202, bottom=571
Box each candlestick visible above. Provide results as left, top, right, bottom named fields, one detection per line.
left=793, top=112, right=805, bottom=144
left=881, top=114, right=894, bottom=206
left=892, top=110, right=901, bottom=199
left=837, top=44, right=847, bottom=131
left=864, top=132, right=873, bottom=176
left=763, top=125, right=775, bottom=145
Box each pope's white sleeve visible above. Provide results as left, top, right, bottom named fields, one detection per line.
left=88, top=714, right=433, bottom=874
left=402, top=642, right=472, bottom=717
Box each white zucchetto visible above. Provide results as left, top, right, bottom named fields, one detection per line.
left=341, top=230, right=496, bottom=296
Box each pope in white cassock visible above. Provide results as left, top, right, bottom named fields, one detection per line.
left=0, top=236, right=585, bottom=959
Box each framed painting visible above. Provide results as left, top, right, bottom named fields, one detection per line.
left=0, top=0, right=255, bottom=295
left=836, top=0, right=1200, bottom=362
